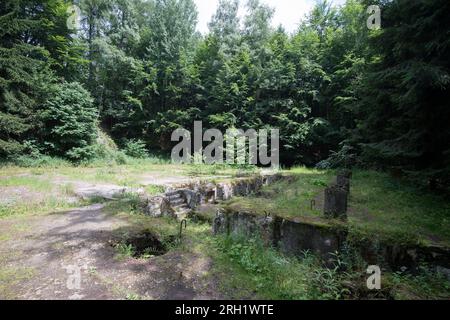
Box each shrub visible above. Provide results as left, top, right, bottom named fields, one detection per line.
left=13, top=155, right=70, bottom=168
left=39, top=82, right=98, bottom=162
left=12, top=141, right=70, bottom=167
left=316, top=145, right=358, bottom=169
left=114, top=151, right=129, bottom=165
left=123, top=139, right=148, bottom=158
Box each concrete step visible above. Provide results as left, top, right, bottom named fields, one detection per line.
left=166, top=191, right=181, bottom=198
left=173, top=202, right=189, bottom=209
left=166, top=193, right=181, bottom=199
left=169, top=198, right=185, bottom=206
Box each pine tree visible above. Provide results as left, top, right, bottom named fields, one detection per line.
left=354, top=0, right=450, bottom=187
left=0, top=0, right=60, bottom=158
left=0, top=0, right=96, bottom=160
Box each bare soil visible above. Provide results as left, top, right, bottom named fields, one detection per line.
left=0, top=204, right=223, bottom=300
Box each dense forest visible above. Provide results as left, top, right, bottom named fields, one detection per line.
left=1, top=0, right=449, bottom=191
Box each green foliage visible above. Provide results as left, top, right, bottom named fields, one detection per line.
left=0, top=43, right=54, bottom=159
left=389, top=265, right=450, bottom=300
left=2, top=0, right=449, bottom=192
left=215, top=234, right=347, bottom=299
left=148, top=107, right=201, bottom=150
left=350, top=0, right=450, bottom=188
left=39, top=82, right=98, bottom=162
left=114, top=243, right=135, bottom=260
left=316, top=145, right=358, bottom=169
left=0, top=0, right=86, bottom=160
left=13, top=155, right=71, bottom=168
left=123, top=139, right=148, bottom=158
left=214, top=231, right=450, bottom=300
left=82, top=0, right=201, bottom=150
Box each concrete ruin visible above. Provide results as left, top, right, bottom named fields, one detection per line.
left=212, top=208, right=450, bottom=273
left=144, top=174, right=284, bottom=219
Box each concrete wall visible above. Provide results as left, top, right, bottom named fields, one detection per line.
left=213, top=210, right=450, bottom=273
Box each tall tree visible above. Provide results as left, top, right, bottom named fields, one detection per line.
left=143, top=0, right=198, bottom=112
left=352, top=0, right=450, bottom=188
left=0, top=0, right=71, bottom=158
left=79, top=0, right=111, bottom=90
left=209, top=0, right=241, bottom=55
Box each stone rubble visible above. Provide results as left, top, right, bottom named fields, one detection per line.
left=144, top=174, right=283, bottom=220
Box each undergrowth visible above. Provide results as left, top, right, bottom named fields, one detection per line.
left=210, top=232, right=450, bottom=300
left=213, top=234, right=347, bottom=300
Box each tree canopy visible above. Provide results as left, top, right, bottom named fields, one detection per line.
left=1, top=0, right=449, bottom=190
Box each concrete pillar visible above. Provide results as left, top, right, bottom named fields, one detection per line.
left=324, top=185, right=348, bottom=219
left=336, top=174, right=350, bottom=193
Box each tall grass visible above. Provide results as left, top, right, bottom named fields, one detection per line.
left=211, top=232, right=450, bottom=300
left=213, top=234, right=346, bottom=300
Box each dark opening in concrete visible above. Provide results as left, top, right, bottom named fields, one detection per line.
left=125, top=231, right=169, bottom=257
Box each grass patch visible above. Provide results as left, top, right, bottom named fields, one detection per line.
left=145, top=184, right=166, bottom=195
left=211, top=234, right=348, bottom=300
left=0, top=160, right=262, bottom=219
left=224, top=167, right=334, bottom=219
left=1, top=161, right=255, bottom=192
left=349, top=170, right=450, bottom=246
left=0, top=175, right=53, bottom=192
left=188, top=163, right=260, bottom=178
left=223, top=167, right=450, bottom=246
left=0, top=197, right=81, bottom=218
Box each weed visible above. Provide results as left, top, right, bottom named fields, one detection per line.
left=88, top=266, right=97, bottom=275
left=114, top=243, right=135, bottom=260
left=388, top=265, right=450, bottom=299
left=213, top=234, right=349, bottom=300
left=145, top=184, right=166, bottom=195
left=126, top=293, right=140, bottom=300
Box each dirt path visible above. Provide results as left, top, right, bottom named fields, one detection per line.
left=0, top=204, right=223, bottom=300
